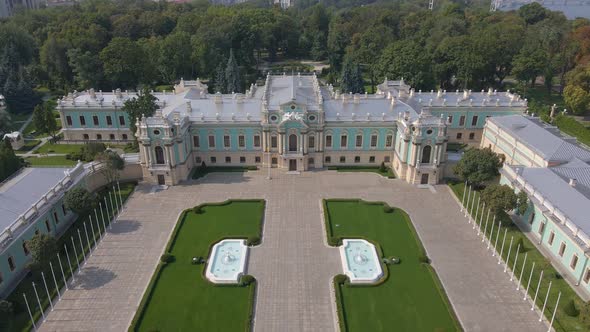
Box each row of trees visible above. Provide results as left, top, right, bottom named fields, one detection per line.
left=0, top=138, right=22, bottom=182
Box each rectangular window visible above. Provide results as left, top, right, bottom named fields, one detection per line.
left=354, top=156, right=360, bottom=163
left=193, top=136, right=200, bottom=148
left=66, top=116, right=72, bottom=126
left=0, top=271, right=3, bottom=284
left=79, top=116, right=86, bottom=126
left=119, top=116, right=125, bottom=126
left=325, top=135, right=332, bottom=148
left=255, top=156, right=261, bottom=163
left=471, top=116, right=479, bottom=126
left=23, top=242, right=29, bottom=255
left=340, top=156, right=346, bottom=163
left=271, top=136, right=278, bottom=148
left=210, top=156, right=217, bottom=163
left=340, top=135, right=347, bottom=148
left=109, top=134, right=115, bottom=140
left=308, top=136, right=315, bottom=149
left=325, top=156, right=331, bottom=163
left=240, top=156, right=246, bottom=163
left=53, top=212, right=59, bottom=224
left=8, top=257, right=15, bottom=271
left=62, top=204, right=66, bottom=215
left=584, top=268, right=590, bottom=284
left=369, top=156, right=376, bottom=163
left=459, top=115, right=466, bottom=126
left=272, top=157, right=277, bottom=165
left=208, top=136, right=215, bottom=148
left=371, top=135, right=378, bottom=148
left=538, top=222, right=545, bottom=235
left=385, top=135, right=393, bottom=147
left=224, top=135, right=231, bottom=148
left=195, top=156, right=202, bottom=164
left=254, top=135, right=261, bottom=148
left=356, top=135, right=363, bottom=147
left=93, top=115, right=99, bottom=126
left=469, top=132, right=475, bottom=140
left=559, top=242, right=566, bottom=257
left=548, top=232, right=555, bottom=245
left=529, top=212, right=535, bottom=225
left=571, top=254, right=579, bottom=270
left=384, top=156, right=390, bottom=162
left=456, top=133, right=463, bottom=139
left=448, top=115, right=453, bottom=124
left=45, top=220, right=51, bottom=232
left=106, top=116, right=112, bottom=126
left=225, top=156, right=231, bottom=163
left=238, top=135, right=245, bottom=148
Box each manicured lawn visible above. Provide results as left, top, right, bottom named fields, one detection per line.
left=328, top=166, right=395, bottom=178
left=4, top=183, right=136, bottom=332
left=132, top=200, right=265, bottom=331
left=25, top=156, right=77, bottom=167
left=191, top=166, right=258, bottom=179
left=449, top=181, right=588, bottom=332
left=446, top=142, right=466, bottom=152
left=15, top=139, right=41, bottom=153
left=36, top=143, right=86, bottom=154
left=324, top=200, right=460, bottom=332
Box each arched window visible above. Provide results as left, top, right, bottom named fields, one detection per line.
left=155, top=146, right=165, bottom=164
left=289, top=134, right=298, bottom=152
left=421, top=145, right=432, bottom=164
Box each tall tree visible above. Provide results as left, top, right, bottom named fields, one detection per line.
left=26, top=233, right=57, bottom=271
left=225, top=49, right=241, bottom=93
left=122, top=90, right=158, bottom=137
left=453, top=148, right=503, bottom=187
left=100, top=38, right=146, bottom=88
left=340, top=58, right=364, bottom=94
left=214, top=62, right=227, bottom=94
left=481, top=184, right=519, bottom=215
left=96, top=150, right=125, bottom=185
left=0, top=137, right=22, bottom=182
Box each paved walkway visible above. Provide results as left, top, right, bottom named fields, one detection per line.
left=38, top=171, right=545, bottom=332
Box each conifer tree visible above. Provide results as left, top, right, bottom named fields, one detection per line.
left=225, top=49, right=241, bottom=93
left=214, top=62, right=227, bottom=94
left=340, top=58, right=364, bottom=94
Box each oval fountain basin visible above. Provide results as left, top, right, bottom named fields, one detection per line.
left=339, top=239, right=384, bottom=284
left=205, top=239, right=248, bottom=284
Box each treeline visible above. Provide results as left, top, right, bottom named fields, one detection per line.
left=1, top=0, right=590, bottom=114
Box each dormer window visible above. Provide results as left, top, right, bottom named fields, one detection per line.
left=290, top=104, right=296, bottom=110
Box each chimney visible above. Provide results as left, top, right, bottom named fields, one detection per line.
left=569, top=178, right=577, bottom=187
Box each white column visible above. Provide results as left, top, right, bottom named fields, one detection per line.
left=262, top=131, right=267, bottom=152
left=279, top=134, right=283, bottom=155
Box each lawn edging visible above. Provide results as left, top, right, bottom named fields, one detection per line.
left=128, top=199, right=265, bottom=332
left=323, top=198, right=462, bottom=332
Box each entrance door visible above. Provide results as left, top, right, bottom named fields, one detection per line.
left=289, top=159, right=297, bottom=171
left=420, top=173, right=429, bottom=184
left=157, top=174, right=165, bottom=185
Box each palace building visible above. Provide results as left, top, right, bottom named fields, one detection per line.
left=57, top=74, right=527, bottom=186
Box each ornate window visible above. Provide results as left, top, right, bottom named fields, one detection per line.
left=370, top=156, right=376, bottom=163
left=155, top=146, right=165, bottom=164
left=325, top=156, right=331, bottom=163
left=208, top=135, right=215, bottom=148
left=210, top=156, right=217, bottom=163
left=119, top=116, right=125, bottom=126
left=459, top=115, right=466, bottom=126
left=471, top=116, right=479, bottom=126
left=7, top=256, right=15, bottom=271
left=66, top=116, right=72, bottom=126
left=571, top=255, right=579, bottom=270
left=354, top=156, right=360, bottom=163
left=254, top=135, right=261, bottom=148
left=193, top=136, right=200, bottom=148
left=289, top=134, right=298, bottom=152
left=559, top=242, right=566, bottom=257
left=106, top=116, right=112, bottom=126
left=340, top=134, right=348, bottom=148
left=421, top=146, right=432, bottom=164
left=224, top=135, right=231, bottom=148
left=79, top=116, right=86, bottom=126
left=240, top=156, right=246, bottom=163
left=370, top=134, right=378, bottom=148
left=308, top=135, right=315, bottom=149
left=339, top=156, right=346, bottom=163
left=225, top=156, right=231, bottom=163
left=356, top=135, right=363, bottom=148
left=325, top=135, right=332, bottom=148
left=238, top=135, right=245, bottom=148
left=385, top=134, right=393, bottom=147
left=93, top=115, right=99, bottom=126
left=271, top=135, right=278, bottom=148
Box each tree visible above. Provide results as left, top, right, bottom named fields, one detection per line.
left=518, top=3, right=547, bottom=26
left=481, top=184, right=518, bottom=215
left=99, top=38, right=146, bottom=88
left=96, top=150, right=125, bottom=185
left=564, top=64, right=590, bottom=115
left=0, top=107, right=11, bottom=134
left=511, top=45, right=547, bottom=89
left=379, top=40, right=434, bottom=90
left=67, top=48, right=104, bottom=90
left=225, top=49, right=241, bottom=93
left=26, top=233, right=57, bottom=271
left=122, top=90, right=158, bottom=136
left=0, top=137, right=21, bottom=182
left=64, top=186, right=94, bottom=215
left=32, top=102, right=59, bottom=139
left=453, top=148, right=503, bottom=187
left=516, top=191, right=529, bottom=215
left=214, top=62, right=227, bottom=94
left=340, top=57, right=364, bottom=94
left=565, top=299, right=580, bottom=317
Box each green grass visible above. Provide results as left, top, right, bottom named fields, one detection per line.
left=15, top=139, right=41, bottom=153
left=448, top=181, right=589, bottom=332
left=24, top=156, right=78, bottom=167
left=3, top=183, right=136, bottom=332
left=191, top=166, right=258, bottom=179
left=324, top=199, right=461, bottom=332
left=132, top=200, right=265, bottom=331
left=446, top=142, right=467, bottom=152
left=36, top=143, right=85, bottom=154
left=553, top=115, right=590, bottom=147
left=327, top=166, right=395, bottom=178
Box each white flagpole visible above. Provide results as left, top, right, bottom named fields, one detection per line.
left=32, top=282, right=45, bottom=320
left=493, top=220, right=501, bottom=256
left=517, top=252, right=528, bottom=290
left=473, top=197, right=481, bottom=229
left=94, top=208, right=102, bottom=238
left=525, top=262, right=536, bottom=300
left=99, top=207, right=108, bottom=236
left=511, top=244, right=521, bottom=281
left=83, top=222, right=92, bottom=255
left=41, top=272, right=53, bottom=311
left=49, top=262, right=60, bottom=300
left=89, top=215, right=97, bottom=248
left=109, top=191, right=116, bottom=217
left=117, top=181, right=124, bottom=210
left=70, top=237, right=81, bottom=273
left=64, top=244, right=75, bottom=282
left=504, top=237, right=514, bottom=273
left=23, top=293, right=37, bottom=331
left=548, top=292, right=561, bottom=332
left=487, top=215, right=496, bottom=249
left=57, top=253, right=68, bottom=290
left=77, top=229, right=86, bottom=265
left=460, top=182, right=467, bottom=212
left=104, top=196, right=110, bottom=225
left=100, top=201, right=109, bottom=230
left=540, top=281, right=552, bottom=321
left=532, top=270, right=544, bottom=310
left=498, top=229, right=507, bottom=264
left=482, top=209, right=490, bottom=240
left=465, top=186, right=472, bottom=218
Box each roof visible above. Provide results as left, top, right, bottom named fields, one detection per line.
left=0, top=167, right=71, bottom=231
left=490, top=115, right=590, bottom=163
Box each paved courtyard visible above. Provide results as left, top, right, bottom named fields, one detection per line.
left=38, top=170, right=545, bottom=331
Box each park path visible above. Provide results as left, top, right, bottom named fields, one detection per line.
left=37, top=170, right=545, bottom=332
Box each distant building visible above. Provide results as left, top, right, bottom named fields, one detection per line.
left=0, top=0, right=40, bottom=18
left=274, top=0, right=293, bottom=9
left=484, top=115, right=590, bottom=299
left=57, top=74, right=527, bottom=186
left=3, top=131, right=24, bottom=150
left=0, top=94, right=5, bottom=111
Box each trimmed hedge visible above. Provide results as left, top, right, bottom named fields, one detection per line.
left=160, top=253, right=174, bottom=264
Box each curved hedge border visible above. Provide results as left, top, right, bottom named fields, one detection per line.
left=323, top=199, right=462, bottom=332
left=128, top=199, right=265, bottom=332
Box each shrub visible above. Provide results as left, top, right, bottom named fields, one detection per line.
left=193, top=206, right=203, bottom=214
left=383, top=205, right=393, bottom=213
left=27, top=233, right=57, bottom=271
left=64, top=187, right=95, bottom=215
left=379, top=161, right=386, bottom=173
left=418, top=254, right=430, bottom=264
left=515, top=237, right=527, bottom=252
left=0, top=300, right=14, bottom=317
left=329, top=236, right=341, bottom=246
left=564, top=299, right=580, bottom=317
left=334, top=274, right=348, bottom=284
left=200, top=161, right=207, bottom=169
left=555, top=272, right=563, bottom=279
left=246, top=236, right=261, bottom=246
left=160, top=253, right=174, bottom=263
left=240, top=274, right=255, bottom=286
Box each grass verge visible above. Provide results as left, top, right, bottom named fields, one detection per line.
left=191, top=166, right=258, bottom=179
left=327, top=166, right=395, bottom=178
